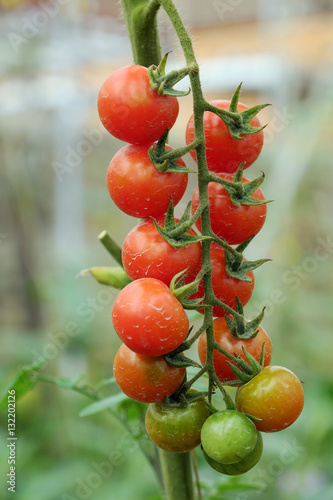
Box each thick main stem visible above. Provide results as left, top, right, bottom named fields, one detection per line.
left=159, top=450, right=195, bottom=500
left=121, top=0, right=161, bottom=66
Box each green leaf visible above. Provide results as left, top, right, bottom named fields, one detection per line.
left=79, top=393, right=128, bottom=417
left=51, top=375, right=85, bottom=390
left=0, top=358, right=45, bottom=411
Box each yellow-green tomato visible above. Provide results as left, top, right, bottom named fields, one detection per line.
left=201, top=410, right=258, bottom=464
left=236, top=366, right=304, bottom=432
left=203, top=432, right=263, bottom=475
left=145, top=396, right=210, bottom=453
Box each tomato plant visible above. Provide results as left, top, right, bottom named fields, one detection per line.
left=107, top=143, right=188, bottom=218
left=145, top=394, right=210, bottom=453
left=236, top=366, right=304, bottom=432
left=203, top=432, right=263, bottom=475
left=191, top=173, right=267, bottom=244
left=201, top=410, right=259, bottom=464
left=198, top=317, right=272, bottom=383
left=113, top=344, right=186, bottom=403
left=112, top=278, right=189, bottom=356
left=98, top=65, right=179, bottom=144
left=122, top=217, right=202, bottom=286
left=189, top=243, right=254, bottom=317
left=186, top=100, right=264, bottom=174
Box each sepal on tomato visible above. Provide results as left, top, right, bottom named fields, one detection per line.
left=225, top=298, right=265, bottom=339
left=226, top=342, right=266, bottom=384
left=170, top=268, right=209, bottom=310
left=164, top=352, right=201, bottom=369
left=148, top=52, right=191, bottom=97
left=148, top=129, right=196, bottom=174
left=152, top=198, right=211, bottom=248
left=210, top=162, right=271, bottom=207
left=209, top=83, right=270, bottom=140
left=224, top=246, right=270, bottom=282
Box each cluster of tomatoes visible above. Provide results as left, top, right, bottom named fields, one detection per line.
left=97, top=63, right=304, bottom=475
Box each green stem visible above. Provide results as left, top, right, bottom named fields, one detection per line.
left=98, top=230, right=123, bottom=267
left=159, top=450, right=195, bottom=500
left=121, top=0, right=161, bottom=66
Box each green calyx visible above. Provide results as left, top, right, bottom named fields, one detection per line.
left=148, top=52, right=191, bottom=96
left=225, top=298, right=265, bottom=339
left=152, top=198, right=211, bottom=249
left=226, top=343, right=266, bottom=384
left=148, top=128, right=197, bottom=174
left=170, top=268, right=208, bottom=310
left=209, top=162, right=271, bottom=208
left=206, top=83, right=270, bottom=140
left=224, top=245, right=270, bottom=283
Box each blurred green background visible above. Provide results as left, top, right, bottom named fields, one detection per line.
left=1, top=0, right=333, bottom=499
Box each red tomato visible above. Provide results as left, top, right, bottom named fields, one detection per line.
left=122, top=217, right=202, bottom=286
left=113, top=344, right=186, bottom=403
left=236, top=366, right=304, bottom=432
left=189, top=243, right=254, bottom=317
left=198, top=317, right=272, bottom=383
left=186, top=100, right=263, bottom=173
left=191, top=174, right=267, bottom=244
left=98, top=65, right=179, bottom=144
left=107, top=143, right=188, bottom=218
left=112, top=278, right=189, bottom=356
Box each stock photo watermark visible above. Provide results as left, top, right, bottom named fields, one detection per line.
left=31, top=287, right=117, bottom=368
left=7, top=0, right=70, bottom=53
left=52, top=128, right=104, bottom=182
left=250, top=234, right=333, bottom=318
left=237, top=439, right=306, bottom=499
left=60, top=434, right=138, bottom=500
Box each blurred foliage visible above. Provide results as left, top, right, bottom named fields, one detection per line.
left=1, top=2, right=333, bottom=500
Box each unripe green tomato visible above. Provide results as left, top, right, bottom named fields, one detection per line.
left=145, top=395, right=210, bottom=453
left=203, top=432, right=263, bottom=475
left=201, top=410, right=258, bottom=464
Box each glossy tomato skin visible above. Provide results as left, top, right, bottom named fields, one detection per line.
left=201, top=410, right=258, bottom=464
left=112, top=278, right=189, bottom=357
left=113, top=344, right=186, bottom=403
left=189, top=243, right=254, bottom=317
left=122, top=217, right=202, bottom=286
left=186, top=100, right=263, bottom=174
left=191, top=174, right=267, bottom=245
left=145, top=395, right=210, bottom=452
left=203, top=432, right=263, bottom=475
left=107, top=144, right=188, bottom=218
left=236, top=366, right=304, bottom=432
left=98, top=65, right=179, bottom=144
left=198, top=318, right=272, bottom=383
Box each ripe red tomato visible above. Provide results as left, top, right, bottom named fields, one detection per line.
left=198, top=317, right=272, bottom=383
left=145, top=393, right=210, bottom=452
left=107, top=144, right=188, bottom=218
left=189, top=243, right=254, bottom=317
left=186, top=100, right=264, bottom=173
left=113, top=344, right=186, bottom=403
left=191, top=174, right=267, bottom=244
left=98, top=65, right=179, bottom=144
left=122, top=217, right=202, bottom=286
left=112, top=278, right=189, bottom=356
left=236, top=366, right=304, bottom=432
